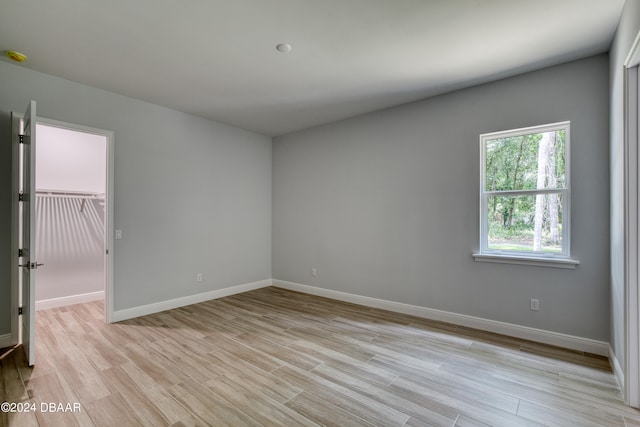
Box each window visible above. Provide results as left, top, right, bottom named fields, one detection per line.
left=474, top=122, right=578, bottom=268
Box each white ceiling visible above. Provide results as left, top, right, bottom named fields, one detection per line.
left=0, top=0, right=625, bottom=136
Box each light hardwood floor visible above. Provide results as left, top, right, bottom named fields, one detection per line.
left=1, top=286, right=638, bottom=426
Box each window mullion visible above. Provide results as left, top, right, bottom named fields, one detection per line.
left=484, top=188, right=565, bottom=197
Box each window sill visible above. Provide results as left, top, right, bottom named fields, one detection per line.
left=472, top=253, right=579, bottom=269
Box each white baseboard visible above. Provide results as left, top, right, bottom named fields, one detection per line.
left=112, top=279, right=272, bottom=322
left=0, top=333, right=14, bottom=349
left=610, top=345, right=625, bottom=393
left=36, top=291, right=104, bottom=311
left=272, top=279, right=610, bottom=356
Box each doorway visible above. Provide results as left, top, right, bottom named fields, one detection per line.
left=34, top=123, right=107, bottom=310
left=625, top=33, right=640, bottom=407
left=10, top=108, right=115, bottom=366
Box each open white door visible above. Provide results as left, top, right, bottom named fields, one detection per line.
left=19, top=100, right=38, bottom=366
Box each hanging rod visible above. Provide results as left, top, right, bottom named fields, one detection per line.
left=35, top=189, right=105, bottom=199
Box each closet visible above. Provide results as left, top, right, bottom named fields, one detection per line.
left=34, top=124, right=107, bottom=308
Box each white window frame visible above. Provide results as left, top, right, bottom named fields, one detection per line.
left=473, top=121, right=579, bottom=269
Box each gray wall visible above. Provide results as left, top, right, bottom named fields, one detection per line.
left=610, top=0, right=640, bottom=371
left=0, top=60, right=272, bottom=336
left=273, top=55, right=610, bottom=341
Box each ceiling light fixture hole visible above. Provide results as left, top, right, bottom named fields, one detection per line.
left=6, top=50, right=27, bottom=62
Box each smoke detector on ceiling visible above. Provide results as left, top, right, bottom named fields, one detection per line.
left=276, top=43, right=292, bottom=53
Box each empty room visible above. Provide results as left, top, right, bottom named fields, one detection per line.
left=1, top=0, right=640, bottom=426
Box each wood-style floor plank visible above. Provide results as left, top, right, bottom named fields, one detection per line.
left=1, top=286, right=639, bottom=426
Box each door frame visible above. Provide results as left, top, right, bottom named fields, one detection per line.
left=10, top=113, right=20, bottom=345
left=625, top=29, right=640, bottom=407
left=10, top=114, right=115, bottom=345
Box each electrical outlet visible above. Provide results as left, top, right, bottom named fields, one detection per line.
left=115, top=229, right=122, bottom=240
left=530, top=298, right=539, bottom=311
left=196, top=273, right=203, bottom=282
left=311, top=267, right=317, bottom=277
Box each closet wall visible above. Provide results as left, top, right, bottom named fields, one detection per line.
left=35, top=124, right=107, bottom=304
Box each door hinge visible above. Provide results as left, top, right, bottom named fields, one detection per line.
left=18, top=306, right=23, bottom=315
left=18, top=248, right=24, bottom=257
left=18, top=193, right=24, bottom=202
left=19, top=134, right=24, bottom=144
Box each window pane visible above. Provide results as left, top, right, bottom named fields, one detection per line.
left=487, top=193, right=563, bottom=253
left=485, top=129, right=565, bottom=191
